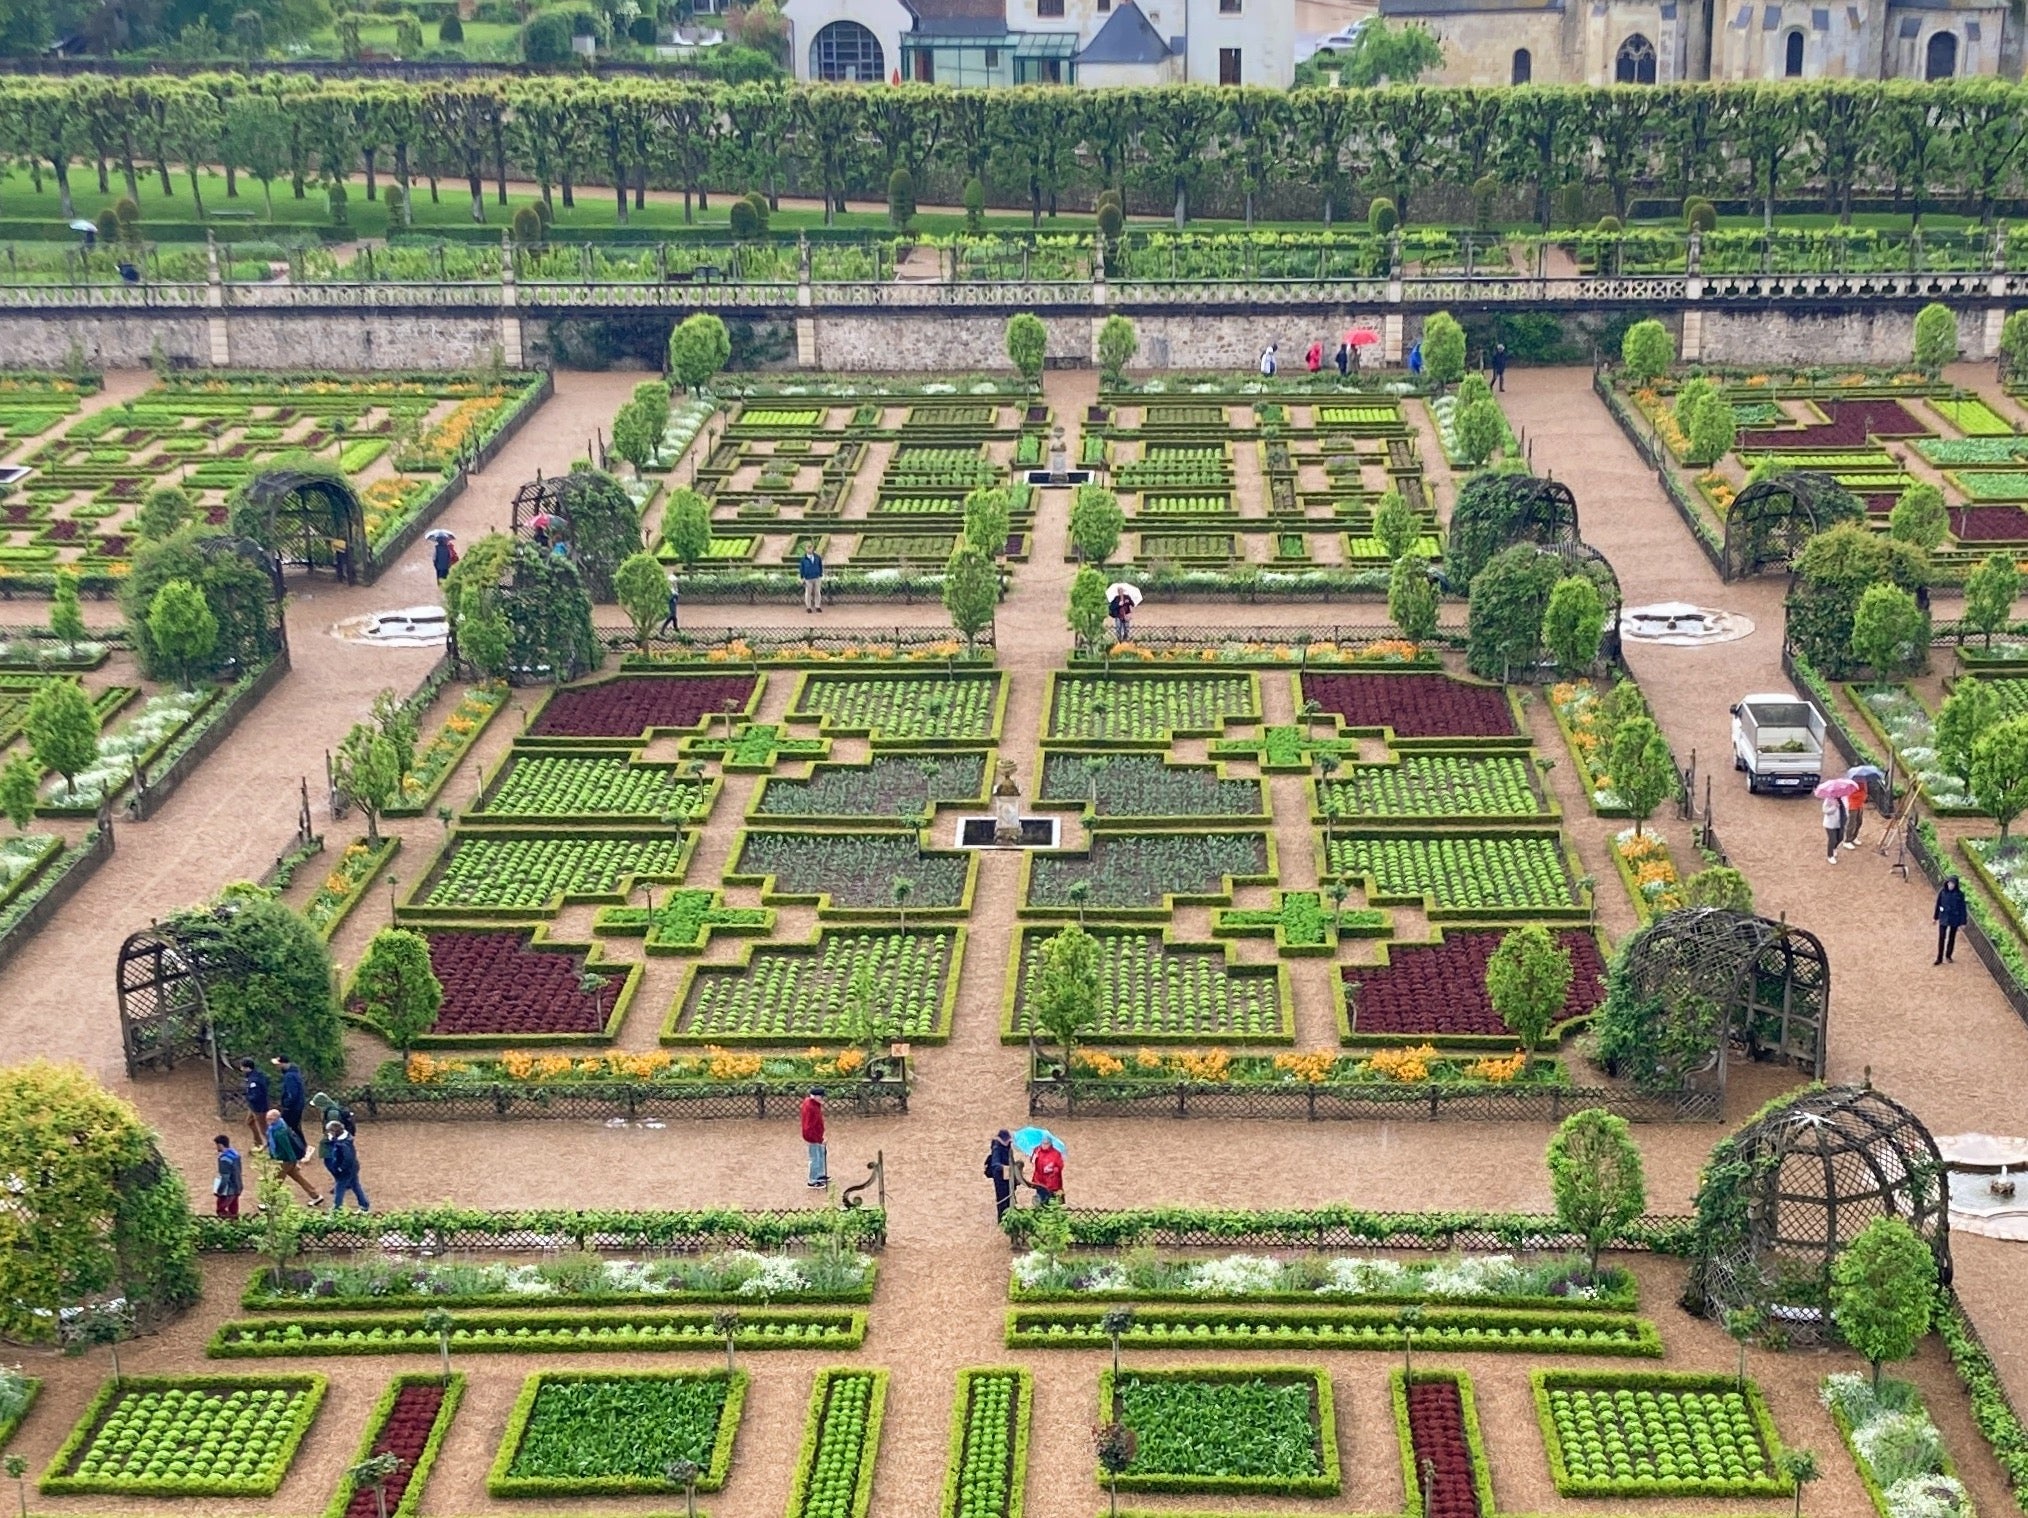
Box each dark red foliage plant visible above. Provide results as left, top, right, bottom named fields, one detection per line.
left=344, top=1381, right=446, bottom=1518
left=424, top=931, right=619, bottom=1036
left=1405, top=1379, right=1480, bottom=1518
left=1347, top=930, right=1604, bottom=1038
left=1301, top=674, right=1515, bottom=740
left=530, top=676, right=756, bottom=739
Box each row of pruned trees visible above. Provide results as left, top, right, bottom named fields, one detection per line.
left=5, top=75, right=2028, bottom=230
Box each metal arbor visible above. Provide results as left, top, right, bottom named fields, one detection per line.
left=1617, top=907, right=1829, bottom=1095
left=1721, top=469, right=1862, bottom=581
left=1695, top=1084, right=1950, bottom=1337
left=242, top=467, right=368, bottom=583
left=115, top=926, right=212, bottom=1077
left=1498, top=474, right=1582, bottom=548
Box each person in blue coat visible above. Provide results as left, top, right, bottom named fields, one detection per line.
left=272, top=1056, right=306, bottom=1148
left=239, top=1058, right=270, bottom=1152
left=1935, top=878, right=1969, bottom=965
left=320, top=1121, right=369, bottom=1212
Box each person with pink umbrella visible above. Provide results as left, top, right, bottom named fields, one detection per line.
left=1815, top=777, right=1858, bottom=864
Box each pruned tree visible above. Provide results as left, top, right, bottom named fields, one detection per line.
left=1888, top=483, right=1948, bottom=552
left=1030, top=923, right=1101, bottom=1066
left=25, top=677, right=98, bottom=798
left=1608, top=715, right=1675, bottom=836
left=1069, top=485, right=1124, bottom=565
left=1963, top=551, right=2020, bottom=649
left=332, top=721, right=401, bottom=845
left=614, top=551, right=670, bottom=651
left=50, top=568, right=85, bottom=655
left=667, top=312, right=730, bottom=394
left=1068, top=566, right=1108, bottom=655
left=1388, top=551, right=1439, bottom=644
left=1972, top=715, right=2028, bottom=836
left=1620, top=319, right=1674, bottom=385
left=147, top=578, right=219, bottom=691
left=350, top=927, right=442, bottom=1054
left=1097, top=315, right=1138, bottom=385
left=1849, top=583, right=1927, bottom=682
left=942, top=543, right=998, bottom=655
left=1828, top=1216, right=1937, bottom=1391
left=1912, top=302, right=1958, bottom=379
left=660, top=488, right=713, bottom=570
left=1487, top=924, right=1571, bottom=1068
left=1004, top=312, right=1047, bottom=384
left=1542, top=575, right=1606, bottom=675
left=1545, top=1107, right=1646, bottom=1281
left=1373, top=490, right=1419, bottom=563
left=1936, top=676, right=1997, bottom=786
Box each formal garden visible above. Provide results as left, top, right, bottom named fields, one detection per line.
left=0, top=294, right=2026, bottom=1518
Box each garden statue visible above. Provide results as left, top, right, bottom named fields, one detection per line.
left=993, top=760, right=1023, bottom=844
left=1047, top=426, right=1068, bottom=484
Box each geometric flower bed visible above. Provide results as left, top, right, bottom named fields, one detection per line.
left=787, top=1368, right=887, bottom=1518
left=792, top=674, right=1003, bottom=740
left=40, top=1376, right=326, bottom=1497
left=1323, top=832, right=1577, bottom=914
left=244, top=1250, right=875, bottom=1309
left=1403, top=1373, right=1485, bottom=1518
left=1037, top=752, right=1263, bottom=817
left=477, top=754, right=713, bottom=821
left=1344, top=930, right=1607, bottom=1042
left=1048, top=674, right=1258, bottom=741
left=208, top=1307, right=866, bottom=1357
left=672, top=928, right=961, bottom=1044
left=1738, top=399, right=1929, bottom=450
left=1009, top=1248, right=1634, bottom=1307
left=1008, top=1304, right=1662, bottom=1355
left=529, top=676, right=758, bottom=739
left=1533, top=1371, right=1787, bottom=1497
left=731, top=831, right=971, bottom=909
left=1938, top=505, right=2028, bottom=541
left=334, top=1374, right=462, bottom=1518
left=1317, top=753, right=1540, bottom=817
left=1300, top=673, right=1516, bottom=738
left=487, top=1370, right=747, bottom=1496
left=942, top=1368, right=1029, bottom=1518
left=1025, top=832, right=1269, bottom=911
left=753, top=752, right=988, bottom=818
left=1008, top=927, right=1288, bottom=1043
left=419, top=931, right=628, bottom=1041
left=1100, top=1366, right=1339, bottom=1495
left=417, top=834, right=690, bottom=911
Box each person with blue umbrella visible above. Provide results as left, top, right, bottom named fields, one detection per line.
left=1844, top=765, right=1886, bottom=849
left=1011, top=1127, right=1066, bottom=1206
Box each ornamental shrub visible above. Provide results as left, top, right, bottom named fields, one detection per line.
left=1387, top=551, right=1438, bottom=643
left=1850, top=583, right=1927, bottom=682
left=1972, top=715, right=2028, bottom=837
left=1621, top=319, right=1674, bottom=385
left=668, top=312, right=731, bottom=393
left=1671, top=375, right=1715, bottom=438
left=1684, top=197, right=1717, bottom=233
left=555, top=466, right=644, bottom=601
left=1684, top=387, right=1737, bottom=467
left=743, top=191, right=769, bottom=232
left=1546, top=1108, right=1646, bottom=1280
left=121, top=525, right=280, bottom=680
left=1541, top=574, right=1606, bottom=675
left=171, top=889, right=345, bottom=1080
left=727, top=198, right=759, bottom=240
left=1373, top=489, right=1419, bottom=562
left=1453, top=396, right=1504, bottom=465
left=1420, top=310, right=1465, bottom=387
left=1096, top=200, right=1125, bottom=242
left=1888, top=483, right=1947, bottom=552
left=0, top=1062, right=199, bottom=1342
left=1829, top=1216, right=1936, bottom=1392
left=511, top=204, right=543, bottom=246
left=438, top=13, right=462, bottom=40
left=1367, top=196, right=1397, bottom=235
left=1595, top=214, right=1622, bottom=234
left=1465, top=541, right=1562, bottom=679
left=2000, top=310, right=2028, bottom=382
left=962, top=177, right=986, bottom=232
left=1005, top=312, right=1047, bottom=384
left=1912, top=302, right=1958, bottom=379
left=351, top=927, right=442, bottom=1053
left=521, top=9, right=572, bottom=61
left=1446, top=472, right=1524, bottom=590
left=136, top=485, right=194, bottom=541
left=1963, top=551, right=2020, bottom=648
left=1683, top=865, right=1753, bottom=913
left=1471, top=174, right=1500, bottom=230
left=887, top=167, right=916, bottom=231
left=1097, top=315, right=1138, bottom=384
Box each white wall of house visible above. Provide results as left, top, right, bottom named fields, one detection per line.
left=780, top=0, right=911, bottom=81
left=1182, top=0, right=1296, bottom=84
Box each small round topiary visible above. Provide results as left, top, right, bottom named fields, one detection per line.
left=1684, top=196, right=1717, bottom=233
left=511, top=204, right=543, bottom=246
left=1096, top=201, right=1124, bottom=241
left=728, top=198, right=759, bottom=240
left=744, top=190, right=770, bottom=232
left=1595, top=214, right=1622, bottom=234
left=438, top=13, right=462, bottom=40
left=1367, top=196, right=1398, bottom=235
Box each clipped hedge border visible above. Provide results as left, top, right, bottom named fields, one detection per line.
left=197, top=1205, right=886, bottom=1255
left=664, top=924, right=967, bottom=1047
left=515, top=669, right=769, bottom=752
left=940, top=1367, right=1030, bottom=1518
left=748, top=743, right=999, bottom=824
left=1032, top=744, right=1270, bottom=827
left=789, top=668, right=1010, bottom=745
left=1826, top=1374, right=1960, bottom=1518
left=999, top=1204, right=1697, bottom=1256
left=396, top=826, right=699, bottom=927
left=1040, top=668, right=1264, bottom=746
left=468, top=740, right=724, bottom=828
left=787, top=1368, right=889, bottom=1518
left=1007, top=1303, right=1662, bottom=1357
left=1938, top=1289, right=2028, bottom=1514
left=1317, top=823, right=1596, bottom=926
left=243, top=1261, right=877, bottom=1312
left=998, top=921, right=1294, bottom=1047
left=0, top=1378, right=40, bottom=1451
left=1532, top=1368, right=1790, bottom=1498
left=209, top=1306, right=867, bottom=1359
left=1014, top=826, right=1279, bottom=923
left=308, top=835, right=400, bottom=943
left=723, top=826, right=982, bottom=922
left=1099, top=1364, right=1339, bottom=1497
left=485, top=1368, right=747, bottom=1497
left=1395, top=1368, right=1500, bottom=1518
left=320, top=1372, right=464, bottom=1518
left=39, top=1373, right=327, bottom=1498
left=1331, top=921, right=1609, bottom=1050
left=1008, top=1269, right=1639, bottom=1313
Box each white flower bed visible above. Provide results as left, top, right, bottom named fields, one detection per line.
left=45, top=688, right=208, bottom=807
left=1861, top=688, right=1971, bottom=808
left=1822, top=1373, right=1969, bottom=1518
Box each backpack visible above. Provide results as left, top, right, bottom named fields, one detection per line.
left=327, top=1104, right=357, bottom=1137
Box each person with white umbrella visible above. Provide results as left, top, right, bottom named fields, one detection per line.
left=1107, top=582, right=1140, bottom=643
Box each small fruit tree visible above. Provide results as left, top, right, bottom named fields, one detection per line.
left=1849, top=583, right=1927, bottom=682
left=1912, top=302, right=1958, bottom=379
left=332, top=722, right=401, bottom=844
left=1067, top=566, right=1107, bottom=655
left=1545, top=1107, right=1647, bottom=1281
left=614, top=550, right=670, bottom=650
left=1828, top=1215, right=1936, bottom=1391
left=1963, top=551, right=2021, bottom=649
left=147, top=579, right=220, bottom=690
left=660, top=487, right=714, bottom=570
left=1097, top=315, right=1138, bottom=385
left=942, top=543, right=998, bottom=654
left=962, top=486, right=1013, bottom=560
left=350, top=927, right=443, bottom=1053
left=1972, top=716, right=2028, bottom=836
left=667, top=313, right=731, bottom=394
left=1541, top=575, right=1606, bottom=675
left=1486, top=924, right=1571, bottom=1069
left=1005, top=312, right=1047, bottom=385
left=1030, top=923, right=1101, bottom=1067
left=1620, top=319, right=1674, bottom=385
left=1069, top=484, right=1124, bottom=565
left=1387, top=552, right=1438, bottom=643
left=1608, top=715, right=1676, bottom=836
left=1420, top=310, right=1465, bottom=387
left=25, top=677, right=98, bottom=798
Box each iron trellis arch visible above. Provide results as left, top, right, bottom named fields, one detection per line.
left=1721, top=469, right=1860, bottom=581
left=1619, top=907, right=1829, bottom=1093
left=242, top=468, right=368, bottom=584
left=1500, top=475, right=1582, bottom=549
left=1694, top=1084, right=1950, bottom=1338
left=115, top=926, right=212, bottom=1078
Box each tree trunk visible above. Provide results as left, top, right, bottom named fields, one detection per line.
left=614, top=171, right=628, bottom=220
left=187, top=164, right=206, bottom=217
left=96, top=155, right=110, bottom=193
left=54, top=162, right=74, bottom=220
left=156, top=153, right=172, bottom=195
left=226, top=162, right=237, bottom=197
left=634, top=162, right=646, bottom=210
left=468, top=172, right=484, bottom=223
left=1172, top=178, right=1185, bottom=229
left=363, top=148, right=377, bottom=199
left=262, top=178, right=274, bottom=219
left=561, top=166, right=574, bottom=208
left=494, top=126, right=508, bottom=204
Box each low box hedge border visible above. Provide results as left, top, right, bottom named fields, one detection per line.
left=1098, top=1364, right=1340, bottom=1497
left=347, top=925, right=643, bottom=1050
left=787, top=1367, right=889, bottom=1518
left=940, top=1367, right=1030, bottom=1518
left=1531, top=1368, right=1790, bottom=1499
left=591, top=890, right=777, bottom=956
left=1546, top=678, right=1634, bottom=819
left=1007, top=1303, right=1663, bottom=1357
left=1213, top=892, right=1391, bottom=958
left=664, top=924, right=966, bottom=1047
left=1007, top=1267, right=1639, bottom=1313
left=1394, top=1368, right=1500, bottom=1518
left=0, top=1377, right=39, bottom=1450
left=997, top=921, right=1294, bottom=1047
left=39, top=1373, right=327, bottom=1498
left=1039, top=669, right=1263, bottom=747
left=998, top=1204, right=1695, bottom=1256
left=243, top=1262, right=878, bottom=1312
left=1013, top=826, right=1279, bottom=922
left=485, top=1368, right=747, bottom=1498
left=788, top=668, right=1009, bottom=744
left=1937, top=1287, right=2028, bottom=1513
left=197, top=1204, right=885, bottom=1255
left=208, top=1306, right=867, bottom=1359
left=1332, top=921, right=1608, bottom=1051
left=746, top=744, right=998, bottom=824
left=512, top=670, right=769, bottom=752
left=307, top=835, right=400, bottom=943
left=722, top=827, right=982, bottom=923
left=395, top=826, right=699, bottom=927
left=320, top=1372, right=463, bottom=1518
left=467, top=742, right=724, bottom=829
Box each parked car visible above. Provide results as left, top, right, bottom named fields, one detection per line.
left=1731, top=694, right=1826, bottom=794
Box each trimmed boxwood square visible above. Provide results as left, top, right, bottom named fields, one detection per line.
left=487, top=1369, right=747, bottom=1497
left=1099, top=1366, right=1338, bottom=1496
left=1533, top=1369, right=1789, bottom=1498
left=40, top=1375, right=325, bottom=1498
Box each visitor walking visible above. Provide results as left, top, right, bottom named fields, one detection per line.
left=1028, top=1135, right=1065, bottom=1206
left=265, top=1109, right=322, bottom=1204
left=1490, top=343, right=1508, bottom=391
left=1333, top=341, right=1351, bottom=377
left=1259, top=342, right=1278, bottom=377
left=801, top=1088, right=828, bottom=1188
left=1842, top=782, right=1866, bottom=850
left=273, top=1056, right=306, bottom=1148
left=432, top=534, right=456, bottom=584
left=1304, top=339, right=1323, bottom=373
left=320, top=1121, right=369, bottom=1212
left=658, top=573, right=681, bottom=637
left=1407, top=340, right=1423, bottom=377
left=984, top=1129, right=1015, bottom=1220
left=799, top=546, right=825, bottom=613
left=1108, top=590, right=1133, bottom=643
left=239, top=1058, right=270, bottom=1152
left=212, top=1134, right=242, bottom=1219
left=1821, top=794, right=1847, bottom=864
left=1935, top=877, right=1969, bottom=964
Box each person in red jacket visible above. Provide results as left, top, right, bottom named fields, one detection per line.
left=800, top=1088, right=828, bottom=1188
left=1029, top=1138, right=1064, bottom=1206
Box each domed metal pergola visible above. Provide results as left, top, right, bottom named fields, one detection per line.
left=241, top=467, right=368, bottom=583
left=1721, top=468, right=1864, bottom=581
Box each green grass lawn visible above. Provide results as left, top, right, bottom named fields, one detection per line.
left=301, top=17, right=523, bottom=60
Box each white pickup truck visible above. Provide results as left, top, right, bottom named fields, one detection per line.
left=1731, top=695, right=1826, bottom=794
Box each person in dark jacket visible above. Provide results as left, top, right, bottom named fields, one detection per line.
left=432, top=535, right=456, bottom=583
left=239, top=1058, right=270, bottom=1152
left=1935, top=877, right=1970, bottom=964
left=1490, top=342, right=1509, bottom=391
left=984, top=1129, right=1015, bottom=1220
left=798, top=548, right=825, bottom=613
left=212, top=1134, right=243, bottom=1219
left=273, top=1056, right=306, bottom=1148
left=1333, top=341, right=1351, bottom=376
left=320, top=1121, right=369, bottom=1212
